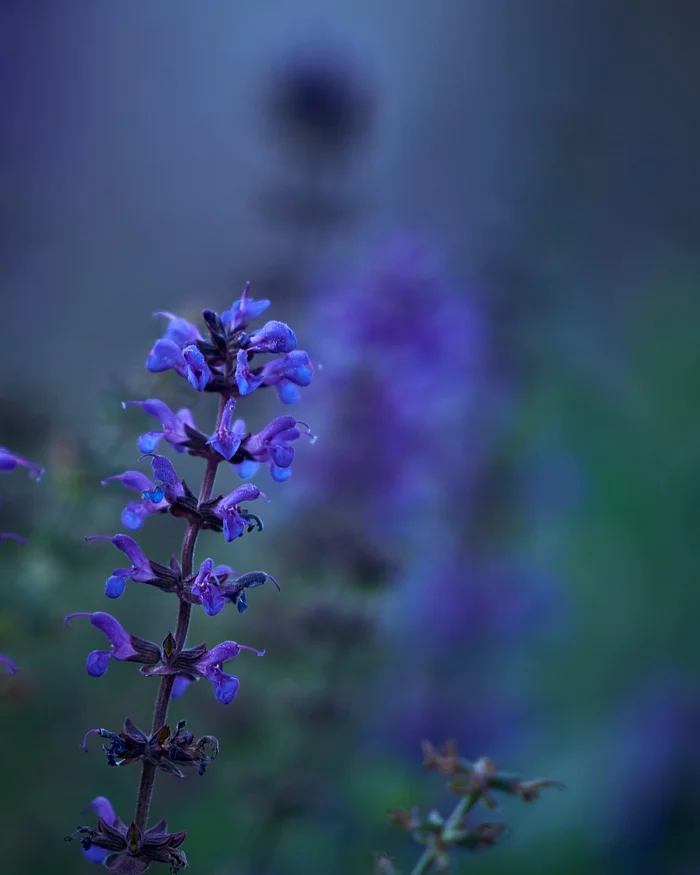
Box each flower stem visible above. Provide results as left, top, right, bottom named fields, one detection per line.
left=408, top=795, right=477, bottom=875
left=134, top=402, right=225, bottom=829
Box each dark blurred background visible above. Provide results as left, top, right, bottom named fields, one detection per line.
left=2, top=2, right=700, bottom=873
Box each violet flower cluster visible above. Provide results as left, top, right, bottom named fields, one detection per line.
left=0, top=446, right=44, bottom=675
left=65, top=285, right=313, bottom=873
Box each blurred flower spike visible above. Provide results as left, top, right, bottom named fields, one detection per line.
left=1, top=445, right=43, bottom=673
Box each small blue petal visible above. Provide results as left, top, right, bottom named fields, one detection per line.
left=171, top=676, right=192, bottom=700
left=121, top=502, right=146, bottom=531
left=141, top=485, right=165, bottom=503
left=104, top=576, right=127, bottom=599
left=236, top=592, right=249, bottom=614
left=137, top=431, right=163, bottom=454
left=82, top=845, right=109, bottom=864
left=277, top=381, right=301, bottom=404
left=271, top=465, right=292, bottom=483
left=234, top=460, right=259, bottom=480
left=213, top=672, right=240, bottom=704
left=86, top=650, right=111, bottom=677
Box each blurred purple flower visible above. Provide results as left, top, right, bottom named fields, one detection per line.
left=79, top=796, right=120, bottom=864
left=0, top=446, right=44, bottom=480
left=302, top=239, right=489, bottom=537
left=0, top=653, right=17, bottom=675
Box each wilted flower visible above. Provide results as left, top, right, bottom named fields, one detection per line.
left=83, top=717, right=219, bottom=779
left=66, top=802, right=187, bottom=873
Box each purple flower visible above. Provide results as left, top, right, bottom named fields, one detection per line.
left=101, top=471, right=168, bottom=532
left=121, top=399, right=196, bottom=454
left=214, top=484, right=268, bottom=542
left=206, top=398, right=246, bottom=461
left=64, top=611, right=160, bottom=676
left=235, top=349, right=313, bottom=402
left=0, top=532, right=26, bottom=545
left=85, top=534, right=158, bottom=598
left=260, top=350, right=313, bottom=403
left=143, top=638, right=265, bottom=705
left=245, top=415, right=315, bottom=482
left=146, top=311, right=202, bottom=376
left=221, top=282, right=271, bottom=331
left=79, top=797, right=120, bottom=864
left=141, top=454, right=185, bottom=504
left=152, top=311, right=203, bottom=347
left=0, top=446, right=44, bottom=480
left=190, top=559, right=229, bottom=616
left=0, top=653, right=17, bottom=675
left=191, top=558, right=279, bottom=616
left=171, top=676, right=192, bottom=700
left=246, top=320, right=297, bottom=354
left=182, top=344, right=211, bottom=392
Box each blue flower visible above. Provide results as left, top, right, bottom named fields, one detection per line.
left=0, top=532, right=26, bottom=545
left=245, top=415, right=315, bottom=481
left=190, top=558, right=279, bottom=616
left=85, top=534, right=160, bottom=598
left=0, top=653, right=17, bottom=675
left=245, top=320, right=297, bottom=354
left=220, top=282, right=271, bottom=331
left=214, top=484, right=268, bottom=542
left=182, top=344, right=211, bottom=392
left=206, top=398, right=247, bottom=461
left=78, top=797, right=120, bottom=864
left=0, top=447, right=44, bottom=480
left=101, top=470, right=168, bottom=531
left=64, top=611, right=160, bottom=676
left=143, top=639, right=265, bottom=705
left=121, top=399, right=196, bottom=454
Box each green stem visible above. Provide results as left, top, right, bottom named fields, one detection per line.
left=408, top=794, right=477, bottom=875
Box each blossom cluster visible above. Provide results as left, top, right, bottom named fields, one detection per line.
left=0, top=446, right=44, bottom=675
left=65, top=285, right=313, bottom=873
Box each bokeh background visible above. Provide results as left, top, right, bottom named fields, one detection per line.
left=2, top=2, right=700, bottom=873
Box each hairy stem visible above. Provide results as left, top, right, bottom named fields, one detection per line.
left=134, top=401, right=226, bottom=829
left=408, top=795, right=477, bottom=875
